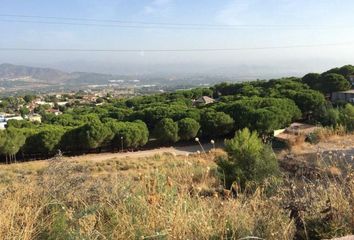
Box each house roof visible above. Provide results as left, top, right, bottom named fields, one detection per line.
left=46, top=109, right=61, bottom=113
left=196, top=96, right=215, bottom=104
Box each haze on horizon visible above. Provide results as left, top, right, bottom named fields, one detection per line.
left=1, top=0, right=354, bottom=77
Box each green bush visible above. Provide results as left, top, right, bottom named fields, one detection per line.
left=217, top=128, right=280, bottom=189
left=306, top=132, right=320, bottom=144
left=339, top=104, right=354, bottom=132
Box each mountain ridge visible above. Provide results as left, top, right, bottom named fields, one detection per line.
left=0, top=63, right=72, bottom=83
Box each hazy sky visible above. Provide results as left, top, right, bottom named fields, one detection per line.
left=1, top=0, right=354, bottom=76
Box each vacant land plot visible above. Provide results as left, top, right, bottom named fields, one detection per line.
left=0, top=135, right=353, bottom=239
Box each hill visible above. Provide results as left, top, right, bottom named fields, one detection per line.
left=0, top=63, right=130, bottom=89
left=0, top=63, right=70, bottom=83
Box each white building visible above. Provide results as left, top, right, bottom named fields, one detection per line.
left=57, top=102, right=68, bottom=106
left=0, top=114, right=5, bottom=130
left=28, top=114, right=42, bottom=123
left=6, top=116, right=24, bottom=121
left=0, top=115, right=23, bottom=130
left=35, top=101, right=54, bottom=107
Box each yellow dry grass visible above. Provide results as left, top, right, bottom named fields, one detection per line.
left=0, top=143, right=353, bottom=239
left=0, top=152, right=296, bottom=240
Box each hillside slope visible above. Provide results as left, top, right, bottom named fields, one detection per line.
left=0, top=63, right=71, bottom=83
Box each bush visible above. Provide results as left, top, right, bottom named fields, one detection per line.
left=339, top=104, right=354, bottom=132
left=306, top=132, right=320, bottom=144
left=217, top=128, right=280, bottom=189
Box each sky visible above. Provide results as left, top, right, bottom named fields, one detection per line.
left=1, top=0, right=354, bottom=76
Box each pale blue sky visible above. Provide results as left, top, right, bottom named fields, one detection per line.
left=1, top=0, right=354, bottom=75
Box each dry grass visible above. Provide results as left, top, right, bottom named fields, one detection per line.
left=0, top=147, right=353, bottom=239
left=0, top=153, right=295, bottom=240
left=315, top=126, right=347, bottom=142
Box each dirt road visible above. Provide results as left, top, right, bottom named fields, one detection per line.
left=62, top=134, right=353, bottom=163
left=65, top=143, right=216, bottom=162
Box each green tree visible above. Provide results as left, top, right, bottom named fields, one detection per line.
left=60, top=127, right=82, bottom=152
left=96, top=97, right=104, bottom=104
left=339, top=104, right=354, bottom=132
left=320, top=107, right=340, bottom=127
left=291, top=90, right=326, bottom=118
left=6, top=97, right=22, bottom=111
left=319, top=73, right=351, bottom=94
left=302, top=73, right=321, bottom=89
left=219, top=98, right=300, bottom=134
left=217, top=128, right=280, bottom=189
left=47, top=114, right=81, bottom=126
left=6, top=119, right=34, bottom=128
left=0, top=128, right=26, bottom=163
left=108, top=108, right=133, bottom=121
left=75, top=114, right=101, bottom=124
left=253, top=108, right=281, bottom=134
left=0, top=131, right=5, bottom=158
left=78, top=121, right=111, bottom=150
left=24, top=127, right=65, bottom=155
left=324, top=65, right=354, bottom=80
left=153, top=118, right=179, bottom=143
left=19, top=107, right=30, bottom=118
left=200, top=110, right=234, bottom=137
left=34, top=104, right=51, bottom=116
left=133, top=120, right=149, bottom=147
left=23, top=95, right=36, bottom=103
left=177, top=118, right=200, bottom=141
left=106, top=120, right=149, bottom=149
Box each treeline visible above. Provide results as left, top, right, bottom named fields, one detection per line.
left=0, top=65, right=353, bottom=162
left=0, top=119, right=149, bottom=163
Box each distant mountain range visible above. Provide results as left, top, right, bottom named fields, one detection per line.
left=0, top=63, right=71, bottom=83
left=0, top=63, right=123, bottom=86
left=0, top=63, right=262, bottom=95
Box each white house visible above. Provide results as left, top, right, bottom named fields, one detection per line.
left=0, top=114, right=5, bottom=130
left=0, top=115, right=23, bottom=130
left=57, top=101, right=68, bottom=106
left=28, top=114, right=42, bottom=123
left=6, top=116, right=24, bottom=121
left=35, top=101, right=54, bottom=107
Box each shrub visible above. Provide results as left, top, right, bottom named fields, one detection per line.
left=306, top=132, right=320, bottom=144
left=339, top=104, right=354, bottom=132
left=217, top=128, right=280, bottom=189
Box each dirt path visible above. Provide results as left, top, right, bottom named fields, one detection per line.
left=65, top=134, right=354, bottom=163
left=64, top=143, right=215, bottom=162
left=3, top=132, right=340, bottom=168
